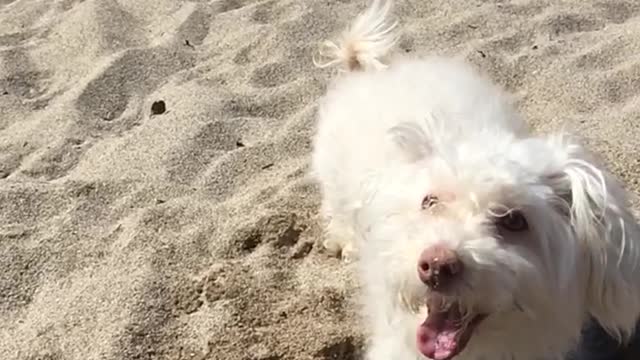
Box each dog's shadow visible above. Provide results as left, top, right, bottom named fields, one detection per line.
left=314, top=336, right=364, bottom=360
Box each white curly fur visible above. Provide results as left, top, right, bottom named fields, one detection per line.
left=311, top=1, right=640, bottom=359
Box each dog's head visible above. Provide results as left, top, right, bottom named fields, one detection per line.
left=355, top=122, right=640, bottom=359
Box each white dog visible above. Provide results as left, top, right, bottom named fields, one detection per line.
left=311, top=1, right=640, bottom=359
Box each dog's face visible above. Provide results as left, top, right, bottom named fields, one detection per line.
left=356, top=129, right=640, bottom=359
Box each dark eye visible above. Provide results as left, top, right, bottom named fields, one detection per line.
left=421, top=195, right=439, bottom=209
left=496, top=211, right=529, bottom=232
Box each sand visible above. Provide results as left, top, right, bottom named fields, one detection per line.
left=1, top=0, right=639, bottom=359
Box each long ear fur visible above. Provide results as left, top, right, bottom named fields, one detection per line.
left=545, top=133, right=640, bottom=342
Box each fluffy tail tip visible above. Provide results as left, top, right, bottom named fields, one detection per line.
left=313, top=0, right=398, bottom=72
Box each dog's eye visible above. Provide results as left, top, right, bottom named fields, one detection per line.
left=496, top=211, right=529, bottom=232
left=421, top=195, right=439, bottom=209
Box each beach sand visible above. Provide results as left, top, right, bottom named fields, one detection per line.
left=1, top=0, right=639, bottom=359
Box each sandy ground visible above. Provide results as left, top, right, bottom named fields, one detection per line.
left=1, top=0, right=640, bottom=359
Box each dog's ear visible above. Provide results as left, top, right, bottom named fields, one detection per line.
left=543, top=133, right=640, bottom=341
left=388, top=122, right=431, bottom=161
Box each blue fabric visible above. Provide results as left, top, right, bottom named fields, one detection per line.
left=567, top=319, right=640, bottom=360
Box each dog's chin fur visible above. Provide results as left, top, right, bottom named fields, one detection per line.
left=311, top=1, right=640, bottom=359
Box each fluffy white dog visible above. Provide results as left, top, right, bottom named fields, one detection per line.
left=311, top=1, right=640, bottom=359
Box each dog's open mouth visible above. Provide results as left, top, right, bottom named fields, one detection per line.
left=417, top=297, right=486, bottom=360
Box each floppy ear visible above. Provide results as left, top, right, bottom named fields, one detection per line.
left=388, top=122, right=431, bottom=161
left=544, top=133, right=640, bottom=342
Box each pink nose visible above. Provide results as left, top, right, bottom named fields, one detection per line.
left=417, top=245, right=463, bottom=290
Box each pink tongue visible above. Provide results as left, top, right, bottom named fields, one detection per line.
left=416, top=309, right=461, bottom=360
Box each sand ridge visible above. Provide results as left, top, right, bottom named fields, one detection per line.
left=1, top=0, right=639, bottom=359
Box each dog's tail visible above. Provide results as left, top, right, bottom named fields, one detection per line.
left=314, top=0, right=398, bottom=72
